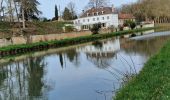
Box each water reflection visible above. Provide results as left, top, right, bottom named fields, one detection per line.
left=121, top=36, right=170, bottom=56
left=77, top=39, right=120, bottom=69
left=0, top=31, right=170, bottom=100
left=0, top=56, right=51, bottom=100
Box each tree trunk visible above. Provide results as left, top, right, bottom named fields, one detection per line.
left=13, top=0, right=21, bottom=26
left=22, top=6, right=25, bottom=29
left=0, top=0, right=3, bottom=21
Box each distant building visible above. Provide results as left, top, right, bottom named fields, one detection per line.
left=73, top=6, right=136, bottom=31
left=73, top=6, right=118, bottom=31
left=118, top=13, right=136, bottom=26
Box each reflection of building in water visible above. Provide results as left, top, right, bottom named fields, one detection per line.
left=77, top=38, right=120, bottom=68
left=77, top=38, right=120, bottom=56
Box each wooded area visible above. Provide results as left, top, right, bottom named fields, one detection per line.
left=119, top=0, right=170, bottom=23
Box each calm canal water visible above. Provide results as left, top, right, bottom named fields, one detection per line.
left=0, top=31, right=170, bottom=100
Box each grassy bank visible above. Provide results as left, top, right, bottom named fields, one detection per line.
left=0, top=21, right=71, bottom=38
left=115, top=39, right=170, bottom=100
left=0, top=27, right=154, bottom=57
left=155, top=23, right=170, bottom=32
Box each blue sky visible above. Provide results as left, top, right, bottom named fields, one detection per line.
left=38, top=0, right=137, bottom=19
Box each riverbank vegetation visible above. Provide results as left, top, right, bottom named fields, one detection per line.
left=155, top=23, right=170, bottom=32
left=115, top=39, right=170, bottom=100
left=0, top=27, right=154, bottom=57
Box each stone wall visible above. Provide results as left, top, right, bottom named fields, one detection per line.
left=0, top=30, right=112, bottom=47
left=30, top=31, right=91, bottom=43
left=0, top=31, right=92, bottom=47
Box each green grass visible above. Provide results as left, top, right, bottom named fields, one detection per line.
left=155, top=23, right=170, bottom=32
left=0, top=22, right=11, bottom=29
left=0, top=27, right=155, bottom=57
left=0, top=22, right=12, bottom=38
left=31, top=21, right=72, bottom=34
left=0, top=21, right=72, bottom=38
left=114, top=39, right=170, bottom=100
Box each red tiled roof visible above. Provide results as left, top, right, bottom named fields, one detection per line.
left=118, top=14, right=135, bottom=19
left=80, top=7, right=114, bottom=18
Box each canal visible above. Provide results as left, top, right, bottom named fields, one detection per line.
left=0, top=31, right=170, bottom=100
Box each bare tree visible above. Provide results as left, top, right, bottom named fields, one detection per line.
left=85, top=0, right=110, bottom=9
left=67, top=2, right=76, bottom=19
left=0, top=0, right=4, bottom=21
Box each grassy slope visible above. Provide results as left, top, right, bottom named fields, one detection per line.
left=0, top=21, right=71, bottom=38
left=31, top=21, right=72, bottom=34
left=115, top=40, right=170, bottom=100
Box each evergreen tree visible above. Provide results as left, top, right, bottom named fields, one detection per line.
left=55, top=5, right=58, bottom=20
left=62, top=7, right=72, bottom=20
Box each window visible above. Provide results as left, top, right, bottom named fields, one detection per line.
left=94, top=13, right=97, bottom=16
left=102, top=11, right=104, bottom=14
left=107, top=16, right=110, bottom=19
left=102, top=23, right=106, bottom=27
left=82, top=25, right=89, bottom=30
left=83, top=19, right=85, bottom=22
left=93, top=18, right=95, bottom=21
left=78, top=20, right=80, bottom=23
left=87, top=19, right=90, bottom=22
left=97, top=17, right=99, bottom=21
left=102, top=17, right=105, bottom=20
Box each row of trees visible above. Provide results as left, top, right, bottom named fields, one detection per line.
left=119, top=0, right=170, bottom=23
left=62, top=2, right=77, bottom=20
left=0, top=0, right=111, bottom=23
left=0, top=0, right=41, bottom=28
left=35, top=2, right=78, bottom=22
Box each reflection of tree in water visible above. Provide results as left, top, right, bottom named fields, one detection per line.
left=64, top=49, right=80, bottom=67
left=57, top=48, right=80, bottom=68
left=92, top=41, right=103, bottom=49
left=24, top=56, right=47, bottom=98
left=120, top=36, right=170, bottom=56
left=0, top=66, right=7, bottom=90
left=59, top=53, right=64, bottom=68
left=0, top=56, right=50, bottom=100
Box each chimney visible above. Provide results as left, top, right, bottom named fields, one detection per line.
left=112, top=4, right=114, bottom=13
left=101, top=6, right=104, bottom=10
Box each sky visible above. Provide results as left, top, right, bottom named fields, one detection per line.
left=38, top=0, right=137, bottom=19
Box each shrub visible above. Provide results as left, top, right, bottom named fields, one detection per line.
left=90, top=23, right=101, bottom=35
left=118, top=25, right=124, bottom=31
left=130, top=22, right=136, bottom=30
left=108, top=25, right=115, bottom=33
left=124, top=20, right=136, bottom=30
left=65, top=26, right=74, bottom=32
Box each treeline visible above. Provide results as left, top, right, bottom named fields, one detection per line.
left=0, top=0, right=41, bottom=22
left=119, top=0, right=170, bottom=23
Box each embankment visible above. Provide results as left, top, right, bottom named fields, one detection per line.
left=115, top=38, right=170, bottom=99
left=0, top=27, right=154, bottom=58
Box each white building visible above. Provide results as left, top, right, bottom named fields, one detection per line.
left=73, top=6, right=119, bottom=31
left=73, top=6, right=136, bottom=31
